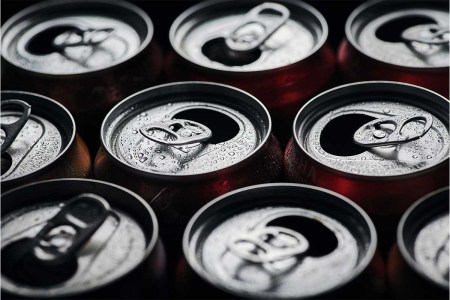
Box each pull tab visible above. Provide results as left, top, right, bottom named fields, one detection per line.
left=30, top=194, right=111, bottom=265
left=353, top=114, right=433, bottom=147
left=402, top=24, right=449, bottom=45
left=140, top=119, right=212, bottom=146
left=1, top=100, right=31, bottom=154
left=225, top=2, right=290, bottom=52
left=227, top=226, right=309, bottom=265
left=52, top=26, right=115, bottom=49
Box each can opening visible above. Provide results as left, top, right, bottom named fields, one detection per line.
left=376, top=16, right=436, bottom=43
left=26, top=25, right=77, bottom=55
left=1, top=152, right=12, bottom=175
left=202, top=37, right=262, bottom=66
left=320, top=114, right=375, bottom=156
left=173, top=108, right=240, bottom=144
left=2, top=239, right=78, bottom=286
left=267, top=215, right=338, bottom=257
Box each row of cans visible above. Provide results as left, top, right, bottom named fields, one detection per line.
left=2, top=0, right=449, bottom=148
left=2, top=80, right=449, bottom=298
left=1, top=0, right=449, bottom=299
left=1, top=180, right=448, bottom=298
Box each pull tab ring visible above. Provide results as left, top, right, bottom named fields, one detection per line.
left=1, top=100, right=32, bottom=154
left=31, top=193, right=113, bottom=265
left=225, top=2, right=290, bottom=52
left=353, top=113, right=433, bottom=147
left=402, top=24, right=449, bottom=45
left=140, top=119, right=212, bottom=146
left=53, top=26, right=115, bottom=50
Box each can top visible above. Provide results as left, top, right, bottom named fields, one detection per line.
left=170, top=0, right=328, bottom=72
left=346, top=0, right=449, bottom=69
left=1, top=0, right=153, bottom=75
left=294, top=81, right=449, bottom=178
left=1, top=179, right=158, bottom=298
left=101, top=82, right=271, bottom=180
left=398, top=187, right=449, bottom=290
left=184, top=183, right=376, bottom=299
left=1, top=91, right=75, bottom=184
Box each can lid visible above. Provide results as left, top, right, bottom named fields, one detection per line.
left=1, top=0, right=153, bottom=75
left=346, top=0, right=449, bottom=69
left=101, top=82, right=271, bottom=179
left=295, top=82, right=449, bottom=178
left=170, top=0, right=327, bottom=72
left=1, top=91, right=75, bottom=183
left=183, top=183, right=376, bottom=299
left=1, top=178, right=157, bottom=297
left=398, top=187, right=449, bottom=290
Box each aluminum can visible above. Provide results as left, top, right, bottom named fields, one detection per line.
left=1, top=91, right=91, bottom=191
left=387, top=187, right=449, bottom=299
left=1, top=0, right=163, bottom=151
left=177, top=183, right=385, bottom=298
left=284, top=81, right=449, bottom=253
left=1, top=178, right=166, bottom=299
left=94, top=82, right=283, bottom=264
left=167, top=0, right=336, bottom=144
left=338, top=0, right=449, bottom=97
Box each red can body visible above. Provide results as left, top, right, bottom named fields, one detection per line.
left=94, top=82, right=283, bottom=278
left=338, top=0, right=449, bottom=97
left=387, top=188, right=449, bottom=299
left=1, top=0, right=163, bottom=151
left=284, top=82, right=449, bottom=253
left=176, top=184, right=386, bottom=299
left=166, top=0, right=336, bottom=144
left=1, top=91, right=91, bottom=192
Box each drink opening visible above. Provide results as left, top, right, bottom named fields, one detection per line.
left=267, top=215, right=338, bottom=257
left=376, top=16, right=436, bottom=43
left=320, top=114, right=375, bottom=156
left=173, top=109, right=240, bottom=144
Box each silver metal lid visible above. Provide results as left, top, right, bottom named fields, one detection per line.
left=347, top=0, right=449, bottom=68
left=1, top=91, right=74, bottom=182
left=102, top=82, right=270, bottom=178
left=184, top=183, right=376, bottom=299
left=170, top=0, right=327, bottom=72
left=295, top=82, right=449, bottom=177
left=1, top=0, right=153, bottom=75
left=399, top=187, right=449, bottom=290
left=1, top=179, right=156, bottom=297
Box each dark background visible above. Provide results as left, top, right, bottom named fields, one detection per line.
left=2, top=0, right=367, bottom=53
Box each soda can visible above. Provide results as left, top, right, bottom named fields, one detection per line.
left=338, top=0, right=449, bottom=97
left=167, top=0, right=335, bottom=143
left=177, top=183, right=385, bottom=298
left=1, top=91, right=91, bottom=191
left=1, top=0, right=163, bottom=151
left=1, top=178, right=166, bottom=299
left=388, top=187, right=449, bottom=299
left=94, top=82, right=283, bottom=260
left=284, top=81, right=449, bottom=252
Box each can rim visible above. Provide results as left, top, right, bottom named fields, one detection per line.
left=292, top=80, right=450, bottom=181
left=1, top=0, right=154, bottom=76
left=169, top=0, right=329, bottom=75
left=182, top=183, right=377, bottom=299
left=1, top=178, right=160, bottom=298
left=1, top=90, right=76, bottom=185
left=397, top=186, right=450, bottom=290
left=99, top=81, right=272, bottom=182
left=345, top=0, right=449, bottom=72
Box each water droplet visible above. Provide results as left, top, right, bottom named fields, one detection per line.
left=412, top=155, right=418, bottom=158
left=132, top=130, right=138, bottom=134
left=160, top=155, right=166, bottom=160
